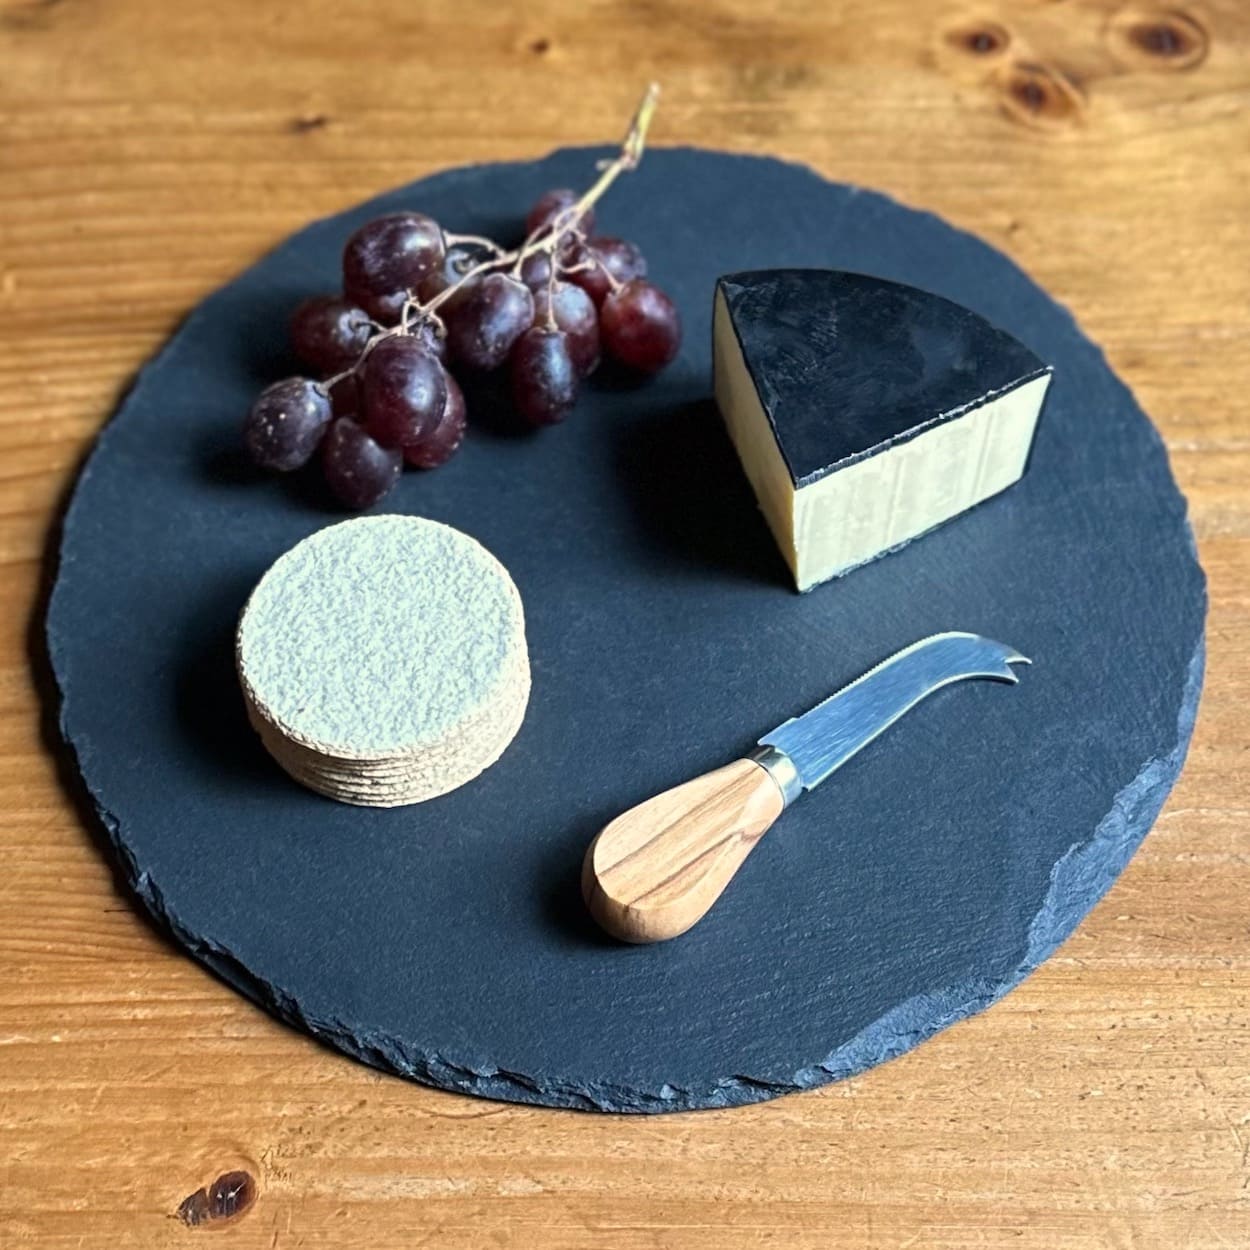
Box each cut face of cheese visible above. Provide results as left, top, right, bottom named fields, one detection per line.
left=713, top=270, right=1053, bottom=592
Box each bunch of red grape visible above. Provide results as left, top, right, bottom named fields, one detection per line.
left=243, top=183, right=681, bottom=510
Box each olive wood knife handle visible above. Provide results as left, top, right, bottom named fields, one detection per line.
left=581, top=758, right=786, bottom=943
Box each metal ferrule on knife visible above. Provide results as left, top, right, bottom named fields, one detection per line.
left=746, top=743, right=803, bottom=808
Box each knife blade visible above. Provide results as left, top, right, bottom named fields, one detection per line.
left=582, top=631, right=1029, bottom=944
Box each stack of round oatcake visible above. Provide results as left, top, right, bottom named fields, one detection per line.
left=236, top=515, right=530, bottom=808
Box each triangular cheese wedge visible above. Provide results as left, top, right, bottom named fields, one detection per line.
left=713, top=269, right=1052, bottom=591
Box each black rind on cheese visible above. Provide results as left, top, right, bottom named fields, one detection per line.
left=718, top=269, right=1052, bottom=488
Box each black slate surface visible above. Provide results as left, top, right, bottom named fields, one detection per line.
left=46, top=148, right=1206, bottom=1113
left=719, top=269, right=1051, bottom=485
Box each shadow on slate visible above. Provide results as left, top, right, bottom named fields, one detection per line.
left=43, top=148, right=1206, bottom=1113
left=172, top=612, right=287, bottom=793
left=610, top=398, right=787, bottom=589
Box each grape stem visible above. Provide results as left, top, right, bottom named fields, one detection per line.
left=575, top=81, right=660, bottom=213
left=327, top=81, right=661, bottom=387
left=442, top=232, right=506, bottom=256
left=422, top=83, right=659, bottom=315
left=543, top=257, right=558, bottom=331
left=560, top=254, right=625, bottom=296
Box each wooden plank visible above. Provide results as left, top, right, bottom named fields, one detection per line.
left=1, top=1, right=1247, bottom=1245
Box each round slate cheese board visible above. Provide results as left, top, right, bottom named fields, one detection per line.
left=45, top=147, right=1206, bottom=1113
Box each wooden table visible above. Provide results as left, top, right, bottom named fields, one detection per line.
left=2, top=1, right=1246, bottom=1245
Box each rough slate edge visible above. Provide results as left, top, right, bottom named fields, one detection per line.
left=43, top=147, right=1208, bottom=1114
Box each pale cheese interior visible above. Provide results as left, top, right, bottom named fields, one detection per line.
left=713, top=289, right=1050, bottom=592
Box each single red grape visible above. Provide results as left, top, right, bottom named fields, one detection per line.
left=343, top=212, right=445, bottom=324
left=403, top=369, right=466, bottom=468
left=533, top=280, right=599, bottom=376
left=600, top=280, right=681, bottom=374
left=525, top=189, right=594, bottom=238
left=243, top=378, right=332, bottom=472
left=519, top=249, right=553, bottom=291
left=360, top=336, right=447, bottom=448
left=445, top=273, right=535, bottom=371
left=568, top=237, right=647, bottom=307
left=511, top=327, right=578, bottom=426
left=321, top=417, right=402, bottom=510
left=289, top=295, right=373, bottom=373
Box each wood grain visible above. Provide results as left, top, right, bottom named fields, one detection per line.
left=584, top=759, right=785, bottom=942
left=1, top=0, right=1247, bottom=1246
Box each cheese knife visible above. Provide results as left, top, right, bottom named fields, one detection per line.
left=582, top=631, right=1029, bottom=943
